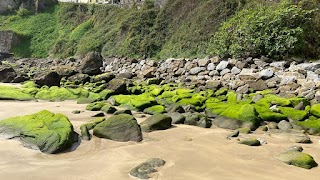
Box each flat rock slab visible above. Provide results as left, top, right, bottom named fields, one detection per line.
left=130, top=158, right=166, bottom=179
left=275, top=151, right=318, bottom=169
left=269, top=129, right=311, bottom=143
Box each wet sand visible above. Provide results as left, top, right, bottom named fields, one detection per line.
left=0, top=100, right=320, bottom=180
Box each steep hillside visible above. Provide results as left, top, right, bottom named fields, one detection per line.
left=0, top=0, right=319, bottom=59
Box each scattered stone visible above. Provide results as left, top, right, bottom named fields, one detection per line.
left=130, top=158, right=166, bottom=179
left=287, top=145, right=303, bottom=152
left=275, top=151, right=317, bottom=169
left=0, top=65, right=17, bottom=82
left=259, top=69, right=274, bottom=79
left=92, top=112, right=105, bottom=117
left=72, top=110, right=81, bottom=114
left=226, top=130, right=239, bottom=139
left=78, top=52, right=103, bottom=75
left=216, top=61, right=229, bottom=71
left=237, top=127, right=251, bottom=134
left=34, top=71, right=61, bottom=87
left=238, top=138, right=261, bottom=146
left=165, top=112, right=185, bottom=124
left=277, top=120, right=293, bottom=131
left=269, top=129, right=311, bottom=143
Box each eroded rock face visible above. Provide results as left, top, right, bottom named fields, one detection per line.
left=0, top=65, right=16, bottom=82
left=0, top=110, right=76, bottom=154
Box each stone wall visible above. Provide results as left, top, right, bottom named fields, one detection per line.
left=102, top=57, right=320, bottom=99
left=0, top=31, right=21, bottom=54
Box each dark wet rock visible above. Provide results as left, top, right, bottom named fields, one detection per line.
left=78, top=52, right=103, bottom=75
left=238, top=138, right=261, bottom=146
left=34, top=71, right=61, bottom=87
left=166, top=104, right=185, bottom=113
left=100, top=104, right=117, bottom=114
left=92, top=112, right=105, bottom=117
left=80, top=118, right=105, bottom=141
left=72, top=110, right=81, bottom=114
left=275, top=151, right=317, bottom=169
left=106, top=78, right=127, bottom=94
left=140, top=114, right=172, bottom=132
left=93, top=114, right=142, bottom=142
left=165, top=113, right=185, bottom=124
left=0, top=65, right=16, bottom=82
left=130, top=158, right=166, bottom=179
left=68, top=73, right=90, bottom=84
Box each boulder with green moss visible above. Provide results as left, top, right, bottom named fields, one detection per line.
left=297, top=119, right=320, bottom=134
left=86, top=102, right=106, bottom=111
left=140, top=114, right=172, bottom=132
left=100, top=104, right=117, bottom=114
left=0, top=110, right=75, bottom=154
left=106, top=78, right=127, bottom=94
left=0, top=85, right=35, bottom=101
left=143, top=105, right=166, bottom=115
left=278, top=107, right=309, bottom=121
left=310, top=104, right=320, bottom=117
left=93, top=114, right=142, bottom=142
left=255, top=103, right=287, bottom=122
left=275, top=151, right=317, bottom=169
left=113, top=94, right=156, bottom=110
left=35, top=86, right=87, bottom=101
left=219, top=104, right=260, bottom=127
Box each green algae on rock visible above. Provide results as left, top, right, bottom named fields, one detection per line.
left=0, top=85, right=35, bottom=101
left=0, top=110, right=75, bottom=154
left=93, top=114, right=142, bottom=142
left=86, top=102, right=106, bottom=111
left=143, top=105, right=166, bottom=115
left=275, top=151, right=318, bottom=169
left=310, top=104, right=320, bottom=117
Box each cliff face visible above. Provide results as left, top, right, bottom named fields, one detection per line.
left=0, top=31, right=21, bottom=54
left=0, top=0, right=17, bottom=14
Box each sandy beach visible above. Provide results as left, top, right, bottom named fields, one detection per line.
left=0, top=100, right=319, bottom=180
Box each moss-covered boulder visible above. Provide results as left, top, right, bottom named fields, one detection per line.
left=255, top=103, right=287, bottom=122
left=0, top=85, right=35, bottom=101
left=80, top=118, right=105, bottom=141
left=278, top=107, right=309, bottom=121
left=93, top=114, right=142, bottom=142
left=297, top=119, right=320, bottom=134
left=140, top=114, right=172, bottom=132
left=86, top=102, right=106, bottom=111
left=106, top=78, right=127, bottom=94
left=143, top=105, right=166, bottom=115
left=219, top=104, right=260, bottom=127
left=100, top=104, right=117, bottom=114
left=35, top=86, right=88, bottom=101
left=0, top=110, right=75, bottom=154
left=113, top=94, right=156, bottom=110
left=310, top=104, right=320, bottom=117
left=275, top=151, right=318, bottom=169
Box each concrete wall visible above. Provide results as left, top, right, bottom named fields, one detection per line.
left=0, top=31, right=21, bottom=54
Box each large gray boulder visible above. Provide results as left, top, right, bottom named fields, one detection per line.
left=140, top=114, right=172, bottom=132
left=93, top=114, right=142, bottom=142
left=78, top=52, right=103, bottom=75
left=0, top=110, right=76, bottom=154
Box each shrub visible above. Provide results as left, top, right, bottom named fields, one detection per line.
left=209, top=1, right=317, bottom=59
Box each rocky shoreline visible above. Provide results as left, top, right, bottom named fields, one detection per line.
left=1, top=53, right=320, bottom=172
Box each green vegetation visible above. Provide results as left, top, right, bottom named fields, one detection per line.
left=0, top=110, right=75, bottom=154
left=1, top=0, right=318, bottom=59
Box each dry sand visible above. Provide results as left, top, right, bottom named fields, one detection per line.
left=0, top=100, right=320, bottom=180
